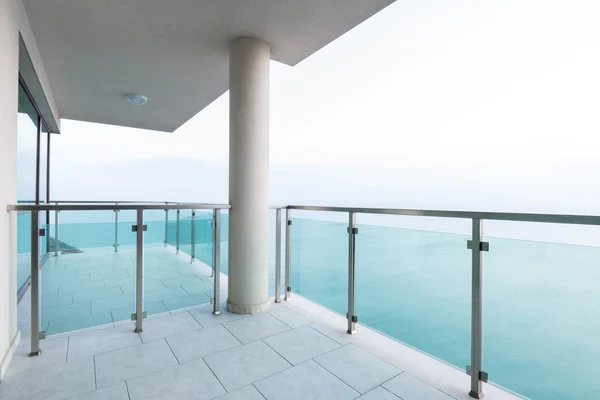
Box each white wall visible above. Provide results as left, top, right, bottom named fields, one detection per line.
left=0, top=0, right=58, bottom=379
left=0, top=0, right=21, bottom=380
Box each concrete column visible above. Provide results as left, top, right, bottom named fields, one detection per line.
left=0, top=0, right=20, bottom=380
left=227, top=37, right=270, bottom=314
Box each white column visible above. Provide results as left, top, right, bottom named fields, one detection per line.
left=0, top=0, right=20, bottom=379
left=227, top=37, right=270, bottom=314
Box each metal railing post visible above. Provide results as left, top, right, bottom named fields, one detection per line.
left=30, top=212, right=42, bottom=356
left=468, top=218, right=486, bottom=399
left=275, top=208, right=282, bottom=303
left=134, top=209, right=145, bottom=333
left=176, top=209, right=180, bottom=254
left=114, top=204, right=119, bottom=252
left=212, top=209, right=221, bottom=315
left=210, top=214, right=215, bottom=278
left=191, top=210, right=196, bottom=263
left=347, top=212, right=357, bottom=334
left=54, top=204, right=60, bottom=257
left=164, top=205, right=169, bottom=247
left=284, top=208, right=292, bottom=301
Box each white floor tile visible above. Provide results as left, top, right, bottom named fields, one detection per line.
left=214, top=385, right=265, bottom=400
left=66, top=382, right=129, bottom=400
left=94, top=339, right=178, bottom=388
left=166, top=324, right=240, bottom=363
left=263, top=325, right=340, bottom=365
left=189, top=306, right=248, bottom=327
left=68, top=324, right=141, bottom=360
left=254, top=360, right=359, bottom=400
left=204, top=341, right=290, bottom=392
left=358, top=386, right=401, bottom=399
left=268, top=308, right=311, bottom=328
left=0, top=357, right=95, bottom=400
left=383, top=373, right=454, bottom=400
left=309, top=323, right=352, bottom=345
left=315, top=344, right=401, bottom=394
left=6, top=337, right=68, bottom=377
left=139, top=312, right=201, bottom=342
left=126, top=358, right=226, bottom=400
left=223, top=313, right=290, bottom=344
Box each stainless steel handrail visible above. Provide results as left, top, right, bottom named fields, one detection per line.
left=287, top=205, right=600, bottom=226
left=17, top=200, right=187, bottom=205
left=7, top=204, right=231, bottom=211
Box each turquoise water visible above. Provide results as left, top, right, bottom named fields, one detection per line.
left=17, top=213, right=600, bottom=398
left=291, top=218, right=600, bottom=400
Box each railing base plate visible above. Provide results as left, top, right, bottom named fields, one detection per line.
left=469, top=390, right=484, bottom=399
left=28, top=350, right=41, bottom=357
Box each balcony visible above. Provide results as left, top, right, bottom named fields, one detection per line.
left=3, top=202, right=600, bottom=399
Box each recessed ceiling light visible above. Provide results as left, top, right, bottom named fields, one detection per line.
left=127, top=94, right=148, bottom=105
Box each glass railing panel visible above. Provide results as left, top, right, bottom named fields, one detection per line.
left=17, top=211, right=32, bottom=295
left=55, top=210, right=119, bottom=250
left=166, top=209, right=177, bottom=250
left=41, top=210, right=136, bottom=335
left=219, top=210, right=229, bottom=275
left=178, top=209, right=193, bottom=258
left=193, top=211, right=214, bottom=266
left=168, top=209, right=228, bottom=274
left=143, top=209, right=213, bottom=314
left=290, top=211, right=349, bottom=315
left=355, top=214, right=471, bottom=369
left=116, top=210, right=137, bottom=250
left=143, top=209, right=167, bottom=247
left=268, top=210, right=285, bottom=298
left=483, top=221, right=600, bottom=400
left=40, top=210, right=49, bottom=262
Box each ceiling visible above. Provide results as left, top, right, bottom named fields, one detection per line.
left=22, top=0, right=395, bottom=133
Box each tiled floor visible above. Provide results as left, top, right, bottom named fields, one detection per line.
left=18, top=246, right=215, bottom=336
left=1, top=296, right=519, bottom=400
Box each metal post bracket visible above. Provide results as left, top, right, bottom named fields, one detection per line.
left=467, top=240, right=489, bottom=252
left=39, top=228, right=46, bottom=237
left=131, top=225, right=148, bottom=232
left=287, top=220, right=292, bottom=226
left=466, top=365, right=489, bottom=383
left=346, top=313, right=358, bottom=323
left=130, top=311, right=147, bottom=321
left=347, top=227, right=358, bottom=234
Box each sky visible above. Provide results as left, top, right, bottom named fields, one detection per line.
left=33, top=0, right=600, bottom=242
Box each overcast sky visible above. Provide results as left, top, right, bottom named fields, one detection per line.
left=44, top=0, right=600, bottom=225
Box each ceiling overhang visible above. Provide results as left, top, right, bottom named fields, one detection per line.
left=22, top=0, right=395, bottom=133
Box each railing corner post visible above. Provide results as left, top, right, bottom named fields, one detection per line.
left=54, top=206, right=60, bottom=257
left=468, top=218, right=485, bottom=399
left=347, top=212, right=357, bottom=334
left=164, top=206, right=169, bottom=248
left=113, top=205, right=119, bottom=252
left=176, top=209, right=180, bottom=254
left=212, top=209, right=221, bottom=315
left=275, top=208, right=282, bottom=303
left=284, top=208, right=292, bottom=301
left=29, top=211, right=42, bottom=356
left=134, top=209, right=145, bottom=333
left=191, top=209, right=196, bottom=263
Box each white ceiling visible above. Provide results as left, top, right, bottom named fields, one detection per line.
left=22, top=0, right=395, bottom=133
